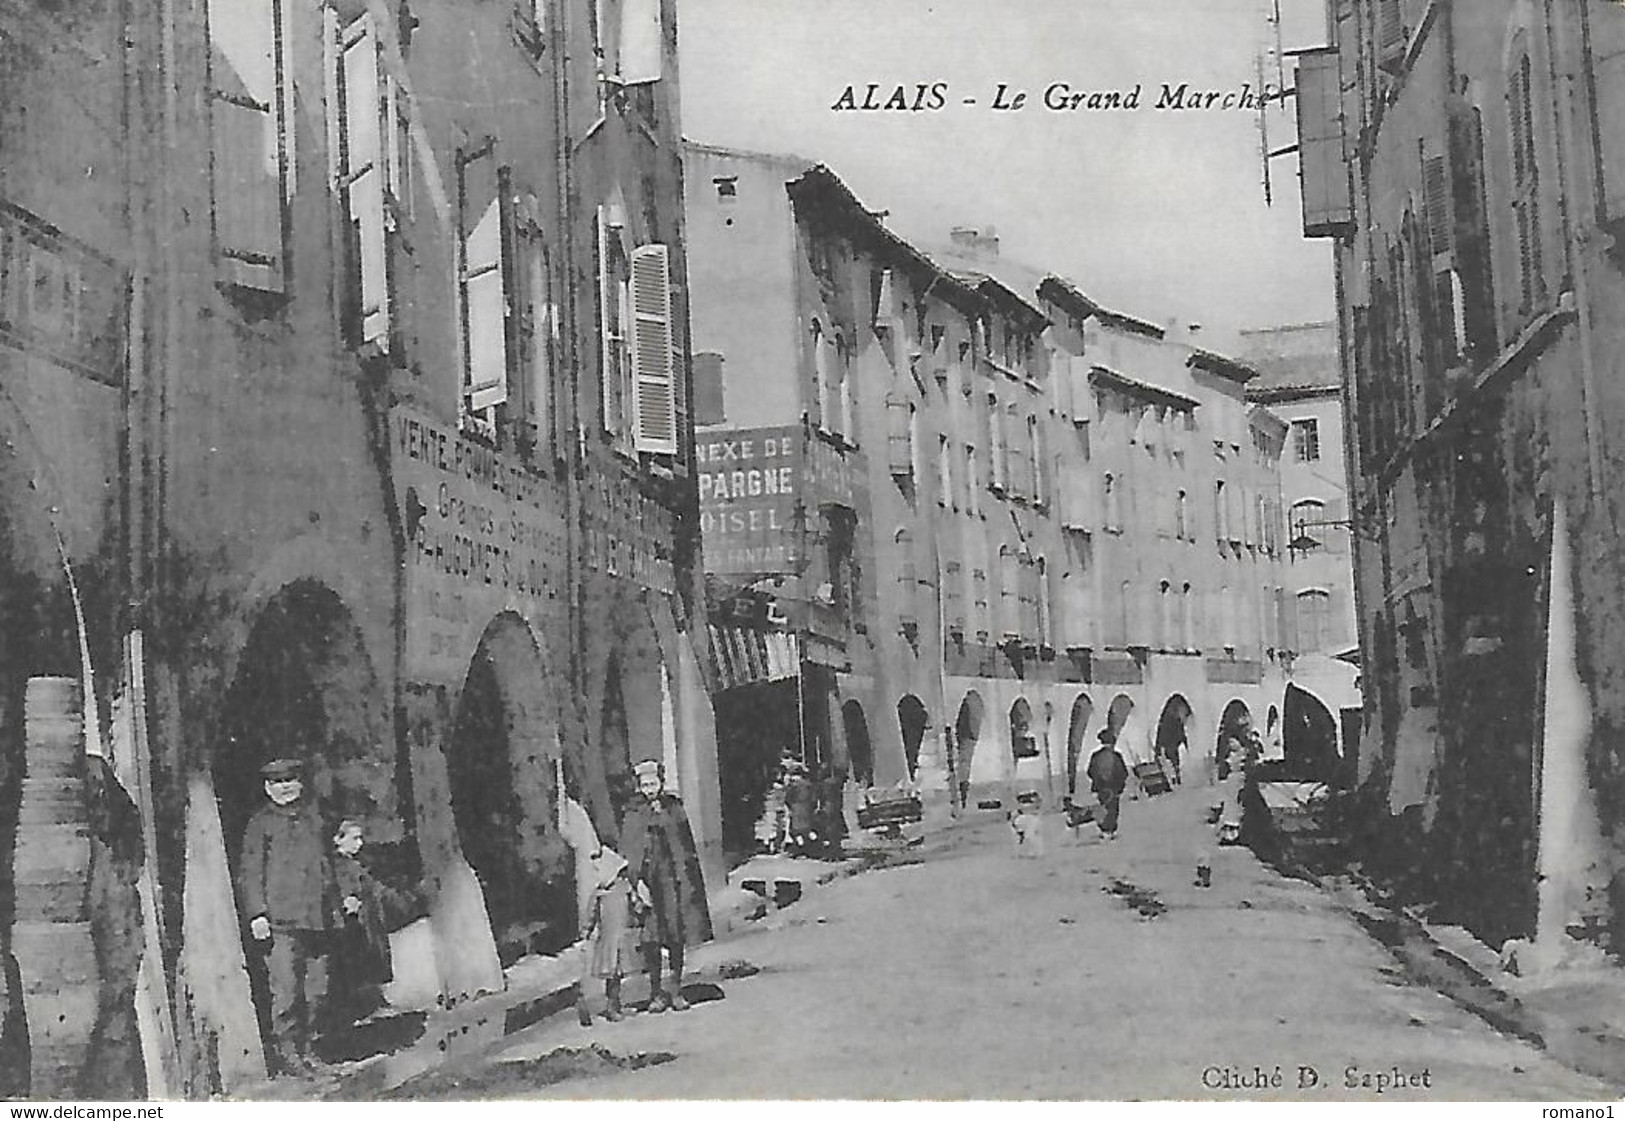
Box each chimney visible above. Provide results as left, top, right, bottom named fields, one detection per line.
left=975, top=227, right=1000, bottom=260
left=950, top=226, right=980, bottom=252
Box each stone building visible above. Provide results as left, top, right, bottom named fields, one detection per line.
left=2, top=0, right=716, bottom=1096
left=685, top=147, right=1299, bottom=829
left=1296, top=0, right=1625, bottom=952
left=1241, top=321, right=1362, bottom=768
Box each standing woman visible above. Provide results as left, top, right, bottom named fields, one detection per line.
left=622, top=760, right=713, bottom=1012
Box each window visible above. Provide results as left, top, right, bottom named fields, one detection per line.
left=1291, top=418, right=1321, bottom=462
left=1214, top=480, right=1228, bottom=543
left=1297, top=589, right=1332, bottom=652
left=1157, top=581, right=1173, bottom=650
left=886, top=394, right=916, bottom=484
left=1036, top=557, right=1052, bottom=647
left=693, top=351, right=725, bottom=425
left=965, top=446, right=980, bottom=516
left=972, top=568, right=990, bottom=640
left=1029, top=414, right=1046, bottom=505
left=211, top=0, right=292, bottom=294
left=1291, top=499, right=1327, bottom=553
left=594, top=0, right=664, bottom=96
left=459, top=150, right=510, bottom=417
left=338, top=11, right=401, bottom=345
left=1180, top=584, right=1194, bottom=651
left=937, top=435, right=953, bottom=507
left=1175, top=490, right=1188, bottom=539
left=596, top=204, right=632, bottom=448
left=895, top=528, right=916, bottom=600
left=713, top=177, right=737, bottom=202
left=987, top=393, right=1004, bottom=489
left=999, top=546, right=1019, bottom=637
left=809, top=320, right=828, bottom=427
left=945, top=560, right=965, bottom=633
left=1507, top=40, right=1544, bottom=314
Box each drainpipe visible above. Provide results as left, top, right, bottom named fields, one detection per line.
left=1543, top=0, right=1606, bottom=507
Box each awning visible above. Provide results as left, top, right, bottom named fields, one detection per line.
left=708, top=625, right=799, bottom=691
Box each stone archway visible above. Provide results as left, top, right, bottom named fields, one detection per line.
left=1009, top=698, right=1035, bottom=763
left=844, top=700, right=875, bottom=787
left=1154, top=694, right=1194, bottom=785
left=448, top=613, right=572, bottom=964
left=215, top=580, right=396, bottom=1065
left=1283, top=682, right=1338, bottom=780
left=1066, top=694, right=1094, bottom=797
left=216, top=580, right=395, bottom=870
left=895, top=695, right=926, bottom=784
left=952, top=691, right=985, bottom=807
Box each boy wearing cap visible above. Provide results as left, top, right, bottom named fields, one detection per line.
left=620, top=760, right=712, bottom=1012
left=238, top=757, right=338, bottom=1076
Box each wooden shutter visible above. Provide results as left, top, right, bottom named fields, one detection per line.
left=618, top=0, right=663, bottom=84
left=1423, top=153, right=1451, bottom=256
left=1448, top=103, right=1496, bottom=362
left=887, top=393, right=912, bottom=476
left=1296, top=48, right=1352, bottom=238
left=464, top=198, right=508, bottom=410
left=342, top=13, right=390, bottom=346
left=670, top=337, right=689, bottom=471
left=630, top=243, right=676, bottom=454
left=1378, top=0, right=1406, bottom=67
left=596, top=207, right=620, bottom=435
left=211, top=0, right=285, bottom=292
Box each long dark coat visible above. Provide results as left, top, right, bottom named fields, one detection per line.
left=620, top=794, right=713, bottom=950
left=238, top=800, right=336, bottom=932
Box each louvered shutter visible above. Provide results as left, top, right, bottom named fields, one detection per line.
left=630, top=244, right=676, bottom=454
left=671, top=337, right=689, bottom=472
left=1378, top=0, right=1405, bottom=63
left=619, top=0, right=663, bottom=84
left=342, top=14, right=390, bottom=346
left=1449, top=104, right=1495, bottom=360
left=1423, top=153, right=1451, bottom=256
left=596, top=207, right=617, bottom=434
left=465, top=198, right=508, bottom=410
left=211, top=0, right=285, bottom=292
left=887, top=393, right=912, bottom=476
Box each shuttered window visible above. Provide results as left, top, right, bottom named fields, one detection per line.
left=986, top=393, right=1004, bottom=489
left=630, top=243, right=676, bottom=454
left=596, top=206, right=631, bottom=448
left=210, top=0, right=290, bottom=293
left=340, top=12, right=397, bottom=348
left=1447, top=103, right=1497, bottom=364
left=1037, top=558, right=1051, bottom=647
left=945, top=560, right=965, bottom=633
left=462, top=194, right=509, bottom=412
left=617, top=0, right=663, bottom=83
left=1508, top=47, right=1544, bottom=316
left=886, top=393, right=912, bottom=478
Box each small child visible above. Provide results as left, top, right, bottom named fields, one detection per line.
left=577, top=846, right=641, bottom=1026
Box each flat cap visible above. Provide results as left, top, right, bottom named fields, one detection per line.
left=261, top=757, right=305, bottom=780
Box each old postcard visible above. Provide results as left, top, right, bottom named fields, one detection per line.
left=1, top=0, right=1623, bottom=1107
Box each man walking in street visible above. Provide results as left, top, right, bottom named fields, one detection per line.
left=621, top=760, right=713, bottom=1013
left=238, top=757, right=338, bottom=1076
left=1086, top=730, right=1129, bottom=842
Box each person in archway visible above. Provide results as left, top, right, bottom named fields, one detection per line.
left=238, top=757, right=338, bottom=1076
left=1086, top=730, right=1129, bottom=842
left=622, top=760, right=713, bottom=1012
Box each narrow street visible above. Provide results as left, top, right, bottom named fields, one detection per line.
left=394, top=787, right=1618, bottom=1101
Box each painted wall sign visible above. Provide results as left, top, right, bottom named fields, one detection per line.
left=391, top=405, right=569, bottom=682
left=697, top=425, right=803, bottom=575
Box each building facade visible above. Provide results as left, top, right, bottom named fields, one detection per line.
left=1241, top=321, right=1362, bottom=768
left=1297, top=0, right=1625, bottom=951
left=686, top=148, right=1301, bottom=834
left=2, top=0, right=716, bottom=1097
